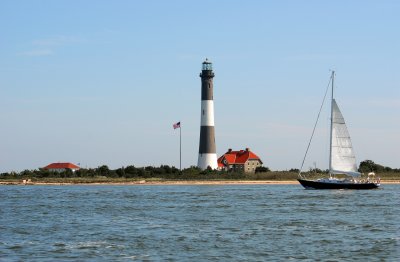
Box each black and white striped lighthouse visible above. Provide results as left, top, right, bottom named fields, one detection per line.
left=198, top=59, right=217, bottom=169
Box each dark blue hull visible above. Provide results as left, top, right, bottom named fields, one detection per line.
left=297, top=179, right=380, bottom=190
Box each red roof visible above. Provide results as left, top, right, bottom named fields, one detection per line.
left=218, top=148, right=262, bottom=167
left=44, top=163, right=80, bottom=170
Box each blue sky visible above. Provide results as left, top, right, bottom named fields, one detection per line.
left=1, top=0, right=399, bottom=172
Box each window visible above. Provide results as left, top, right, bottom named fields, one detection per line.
left=202, top=110, right=204, bottom=115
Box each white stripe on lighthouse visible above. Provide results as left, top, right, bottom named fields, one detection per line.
left=200, top=100, right=215, bottom=126
left=198, top=153, right=218, bottom=170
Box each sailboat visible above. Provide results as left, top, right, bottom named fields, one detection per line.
left=297, top=71, right=380, bottom=189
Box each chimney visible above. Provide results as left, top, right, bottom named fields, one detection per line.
left=246, top=148, right=250, bottom=151
left=228, top=148, right=232, bottom=153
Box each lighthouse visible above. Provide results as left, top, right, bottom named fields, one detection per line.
left=198, top=59, right=218, bottom=170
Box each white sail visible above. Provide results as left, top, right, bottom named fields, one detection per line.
left=330, top=99, right=360, bottom=176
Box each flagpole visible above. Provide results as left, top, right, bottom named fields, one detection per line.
left=179, top=123, right=182, bottom=171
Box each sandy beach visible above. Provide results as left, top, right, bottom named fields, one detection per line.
left=1, top=180, right=399, bottom=186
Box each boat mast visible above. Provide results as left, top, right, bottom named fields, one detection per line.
left=329, top=71, right=335, bottom=177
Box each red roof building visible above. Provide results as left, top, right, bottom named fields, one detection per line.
left=43, top=162, right=80, bottom=172
left=217, top=148, right=263, bottom=173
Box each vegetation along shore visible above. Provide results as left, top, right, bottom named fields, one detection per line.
left=1, top=160, right=399, bottom=185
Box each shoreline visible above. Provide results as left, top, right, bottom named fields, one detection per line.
left=1, top=180, right=399, bottom=186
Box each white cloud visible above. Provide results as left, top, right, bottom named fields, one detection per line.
left=17, top=49, right=54, bottom=57
left=365, top=98, right=400, bottom=109
left=32, top=35, right=85, bottom=46
left=284, top=53, right=348, bottom=61
left=17, top=35, right=86, bottom=57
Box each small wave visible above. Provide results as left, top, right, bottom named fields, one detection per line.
left=66, top=241, right=109, bottom=250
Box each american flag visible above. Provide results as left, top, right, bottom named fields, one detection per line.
left=173, top=121, right=181, bottom=129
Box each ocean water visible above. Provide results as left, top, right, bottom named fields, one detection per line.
left=0, top=184, right=399, bottom=261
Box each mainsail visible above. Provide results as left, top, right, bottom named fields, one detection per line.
left=330, top=99, right=360, bottom=176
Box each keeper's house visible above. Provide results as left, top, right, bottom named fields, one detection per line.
left=43, top=162, right=80, bottom=172
left=217, top=148, right=263, bottom=173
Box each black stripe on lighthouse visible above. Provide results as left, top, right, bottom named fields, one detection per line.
left=201, top=71, right=214, bottom=101
left=199, top=126, right=216, bottom=153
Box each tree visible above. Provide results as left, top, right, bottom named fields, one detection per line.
left=255, top=166, right=270, bottom=173
left=359, top=160, right=385, bottom=173
left=124, top=165, right=138, bottom=177
left=96, top=165, right=110, bottom=176
left=115, top=167, right=125, bottom=177
left=63, top=168, right=74, bottom=178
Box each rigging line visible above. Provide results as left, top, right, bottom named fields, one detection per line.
left=298, top=74, right=333, bottom=177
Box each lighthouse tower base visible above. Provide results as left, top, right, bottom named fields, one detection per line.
left=198, top=153, right=218, bottom=170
